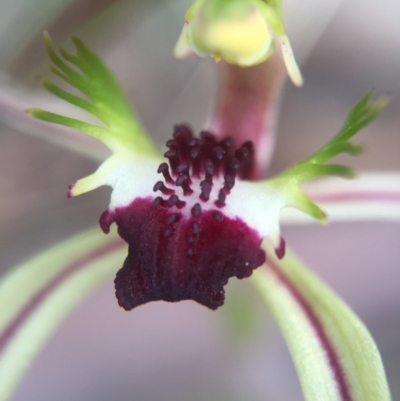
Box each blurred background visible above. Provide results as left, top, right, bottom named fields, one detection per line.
left=0, top=0, right=399, bottom=400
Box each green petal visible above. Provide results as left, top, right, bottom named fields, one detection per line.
left=28, top=33, right=159, bottom=158
left=0, top=228, right=126, bottom=401
left=251, top=247, right=391, bottom=401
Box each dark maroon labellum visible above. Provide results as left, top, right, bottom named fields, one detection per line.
left=113, top=197, right=265, bottom=310
left=102, top=124, right=266, bottom=310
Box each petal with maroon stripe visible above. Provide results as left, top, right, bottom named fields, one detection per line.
left=251, top=246, right=391, bottom=401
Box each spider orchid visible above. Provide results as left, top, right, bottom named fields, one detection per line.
left=25, top=32, right=385, bottom=312
left=0, top=0, right=399, bottom=400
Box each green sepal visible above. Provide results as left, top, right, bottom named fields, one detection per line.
left=28, top=33, right=159, bottom=158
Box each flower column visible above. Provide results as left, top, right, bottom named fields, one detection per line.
left=175, top=0, right=303, bottom=177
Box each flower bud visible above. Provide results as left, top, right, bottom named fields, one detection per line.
left=175, top=0, right=303, bottom=86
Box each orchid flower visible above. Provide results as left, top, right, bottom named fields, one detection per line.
left=0, top=0, right=399, bottom=400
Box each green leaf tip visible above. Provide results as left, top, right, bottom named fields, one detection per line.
left=267, top=93, right=387, bottom=223
left=32, top=33, right=159, bottom=157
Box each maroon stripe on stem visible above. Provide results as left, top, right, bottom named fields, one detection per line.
left=266, top=261, right=353, bottom=401
left=0, top=239, right=124, bottom=354
left=310, top=191, right=400, bottom=204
